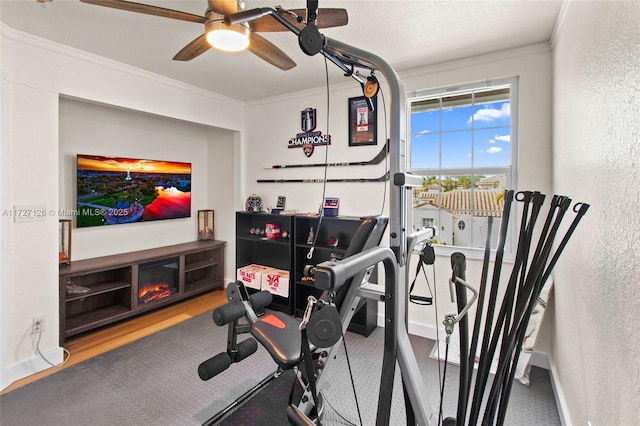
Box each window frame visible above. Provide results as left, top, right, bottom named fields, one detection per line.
left=408, top=77, right=519, bottom=260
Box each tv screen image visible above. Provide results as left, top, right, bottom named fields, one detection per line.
left=76, top=154, right=191, bottom=228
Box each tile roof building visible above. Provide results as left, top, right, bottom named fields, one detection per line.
left=412, top=175, right=506, bottom=247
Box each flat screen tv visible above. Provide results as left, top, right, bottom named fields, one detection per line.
left=76, top=154, right=191, bottom=228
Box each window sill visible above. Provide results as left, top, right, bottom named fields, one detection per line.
left=432, top=244, right=515, bottom=263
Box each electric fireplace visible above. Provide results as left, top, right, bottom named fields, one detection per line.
left=138, top=257, right=179, bottom=304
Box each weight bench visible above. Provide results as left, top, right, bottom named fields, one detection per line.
left=199, top=215, right=388, bottom=425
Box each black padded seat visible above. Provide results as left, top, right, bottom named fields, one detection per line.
left=250, top=311, right=302, bottom=370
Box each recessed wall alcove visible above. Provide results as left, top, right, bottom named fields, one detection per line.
left=58, top=97, right=237, bottom=268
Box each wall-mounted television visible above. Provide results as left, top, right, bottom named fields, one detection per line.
left=76, top=154, right=191, bottom=228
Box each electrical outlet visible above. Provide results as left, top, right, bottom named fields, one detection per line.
left=31, top=317, right=45, bottom=335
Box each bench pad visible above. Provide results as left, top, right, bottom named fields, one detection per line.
left=250, top=312, right=302, bottom=369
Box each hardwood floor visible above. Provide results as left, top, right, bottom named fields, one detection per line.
left=0, top=290, right=228, bottom=396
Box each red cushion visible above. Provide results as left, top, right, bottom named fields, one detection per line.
left=251, top=312, right=302, bottom=369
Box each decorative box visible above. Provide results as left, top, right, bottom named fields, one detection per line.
left=236, top=264, right=274, bottom=290
left=265, top=223, right=281, bottom=239
left=261, top=269, right=290, bottom=298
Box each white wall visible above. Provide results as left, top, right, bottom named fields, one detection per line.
left=59, top=97, right=224, bottom=258
left=244, top=85, right=391, bottom=216
left=0, top=23, right=556, bottom=392
left=552, top=2, right=640, bottom=424
left=0, top=25, right=243, bottom=389
left=244, top=44, right=554, bottom=354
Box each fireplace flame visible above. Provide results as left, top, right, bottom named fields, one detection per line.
left=138, top=282, right=174, bottom=304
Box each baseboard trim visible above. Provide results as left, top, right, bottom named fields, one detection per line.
left=548, top=358, right=570, bottom=426
left=377, top=313, right=552, bottom=370
left=1, top=347, right=64, bottom=391
left=377, top=313, right=440, bottom=339
left=378, top=313, right=563, bottom=422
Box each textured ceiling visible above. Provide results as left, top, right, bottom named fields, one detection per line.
left=0, top=0, right=563, bottom=101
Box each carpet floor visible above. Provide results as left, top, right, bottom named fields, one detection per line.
left=0, top=311, right=560, bottom=425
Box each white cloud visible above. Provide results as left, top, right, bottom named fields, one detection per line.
left=415, top=129, right=431, bottom=137
left=486, top=146, right=503, bottom=154
left=468, top=103, right=510, bottom=124
left=489, top=134, right=509, bottom=144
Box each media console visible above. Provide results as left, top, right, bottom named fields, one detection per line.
left=59, top=240, right=225, bottom=344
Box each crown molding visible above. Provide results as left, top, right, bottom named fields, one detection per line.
left=0, top=23, right=243, bottom=107
left=246, top=42, right=552, bottom=107
left=400, top=42, right=552, bottom=80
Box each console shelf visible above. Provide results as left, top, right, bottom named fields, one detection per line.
left=65, top=306, right=132, bottom=336
left=65, top=281, right=131, bottom=302
left=59, top=240, right=225, bottom=344
left=184, top=259, right=216, bottom=272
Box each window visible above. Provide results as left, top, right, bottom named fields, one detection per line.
left=409, top=79, right=517, bottom=254
left=422, top=218, right=435, bottom=228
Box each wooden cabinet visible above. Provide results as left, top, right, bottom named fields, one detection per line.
left=184, top=246, right=224, bottom=293
left=235, top=212, right=377, bottom=336
left=59, top=240, right=225, bottom=344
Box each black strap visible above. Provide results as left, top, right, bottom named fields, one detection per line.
left=409, top=244, right=434, bottom=305
left=288, top=326, right=320, bottom=413
left=301, top=328, right=320, bottom=408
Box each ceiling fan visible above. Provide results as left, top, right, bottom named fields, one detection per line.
left=79, top=0, right=349, bottom=70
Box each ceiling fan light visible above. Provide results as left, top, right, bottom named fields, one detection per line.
left=206, top=20, right=250, bottom=52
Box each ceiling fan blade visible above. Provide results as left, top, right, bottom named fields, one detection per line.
left=250, top=8, right=348, bottom=32
left=248, top=32, right=296, bottom=71
left=173, top=34, right=211, bottom=61
left=207, top=0, right=237, bottom=16
left=80, top=0, right=207, bottom=24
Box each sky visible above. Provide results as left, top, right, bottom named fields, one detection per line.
left=78, top=155, right=191, bottom=175
left=410, top=100, right=511, bottom=170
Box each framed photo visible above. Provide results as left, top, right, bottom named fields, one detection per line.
left=348, top=96, right=377, bottom=146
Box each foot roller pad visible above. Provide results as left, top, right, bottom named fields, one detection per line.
left=213, top=302, right=246, bottom=326
left=198, top=352, right=231, bottom=381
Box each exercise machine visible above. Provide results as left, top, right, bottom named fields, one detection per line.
left=200, top=215, right=395, bottom=423
left=200, top=2, right=591, bottom=425
left=197, top=2, right=439, bottom=424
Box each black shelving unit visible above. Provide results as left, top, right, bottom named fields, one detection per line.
left=236, top=212, right=295, bottom=314
left=294, top=216, right=378, bottom=336
left=235, top=212, right=378, bottom=336
left=293, top=216, right=361, bottom=312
